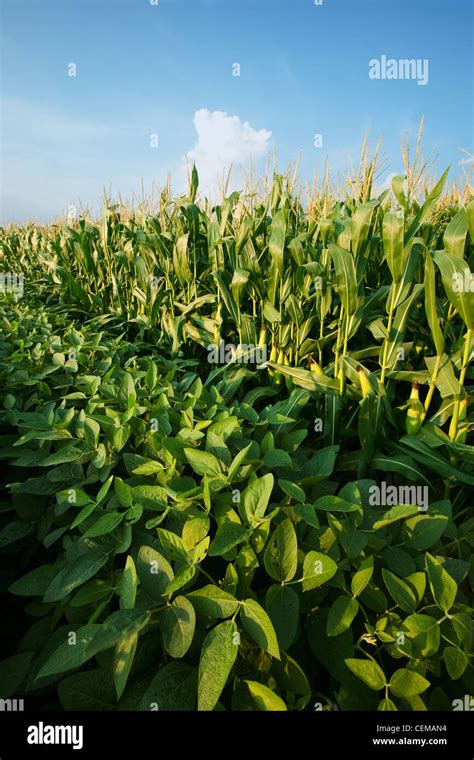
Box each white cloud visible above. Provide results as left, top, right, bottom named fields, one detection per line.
left=185, top=109, right=272, bottom=197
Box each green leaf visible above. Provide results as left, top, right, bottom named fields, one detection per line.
left=433, top=250, right=474, bottom=329
left=182, top=516, right=209, bottom=551
left=137, top=545, right=174, bottom=602
left=266, top=584, right=299, bottom=651
left=84, top=511, right=124, bottom=538
left=243, top=680, right=287, bottom=711
left=444, top=208, right=468, bottom=258
left=268, top=210, right=286, bottom=276
left=378, top=698, right=398, bottom=711
left=227, top=442, right=252, bottom=481
left=8, top=564, right=57, bottom=596
left=39, top=445, right=85, bottom=467
left=391, top=175, right=407, bottom=210
left=198, top=621, right=239, bottom=711
left=184, top=448, right=222, bottom=477
left=345, top=658, right=386, bottom=691
left=402, top=514, right=449, bottom=551
left=240, top=598, right=280, bottom=659
left=159, top=596, right=196, bottom=658
left=140, top=662, right=197, bottom=711
left=351, top=556, right=374, bottom=597
left=301, top=551, right=338, bottom=591
left=382, top=569, right=417, bottom=614
left=70, top=579, right=112, bottom=607
left=58, top=669, right=116, bottom=710
left=118, top=372, right=136, bottom=408
left=43, top=547, right=109, bottom=602
left=84, top=417, right=100, bottom=449
left=279, top=479, right=306, bottom=502
left=404, top=168, right=449, bottom=245
left=0, top=653, right=33, bottom=698
left=263, top=518, right=298, bottom=582
left=0, top=520, right=35, bottom=547
left=186, top=585, right=239, bottom=619
left=96, top=475, right=114, bottom=504
left=157, top=528, right=188, bottom=561
left=173, top=233, right=191, bottom=286
left=389, top=668, right=430, bottom=698
left=371, top=454, right=431, bottom=486
left=444, top=647, right=468, bottom=680
left=114, top=477, right=133, bottom=508
left=328, top=243, right=358, bottom=315
left=383, top=212, right=406, bottom=284
left=70, top=501, right=98, bottom=529
left=327, top=596, right=359, bottom=636
left=424, top=253, right=445, bottom=356
left=239, top=473, right=274, bottom=526
left=119, top=555, right=137, bottom=609
left=85, top=609, right=150, bottom=659
left=313, top=496, right=360, bottom=512
left=162, top=563, right=195, bottom=597
left=36, top=624, right=101, bottom=679
left=208, top=521, right=248, bottom=557
left=113, top=632, right=137, bottom=700
left=373, top=504, right=422, bottom=530
left=263, top=449, right=293, bottom=468
left=425, top=552, right=457, bottom=613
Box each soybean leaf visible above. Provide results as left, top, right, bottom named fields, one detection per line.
left=137, top=545, right=174, bottom=602
left=119, top=555, right=137, bottom=609
left=159, top=596, right=196, bottom=658
left=140, top=662, right=197, bottom=711
left=184, top=448, right=222, bottom=477
left=36, top=624, right=101, bottom=679
left=43, top=547, right=109, bottom=603
left=351, top=556, right=374, bottom=597
left=345, top=658, right=386, bottom=691
left=8, top=565, right=57, bottom=596
left=239, top=473, right=274, bottom=526
left=243, top=680, right=287, bottom=711
left=208, top=521, right=248, bottom=557
left=389, top=668, right=430, bottom=698
left=113, top=632, right=137, bottom=700
left=425, top=553, right=457, bottom=613
left=301, top=551, right=338, bottom=591
left=327, top=596, right=359, bottom=637
left=444, top=647, right=468, bottom=680
left=186, top=585, right=239, bottom=619
left=239, top=598, right=280, bottom=659
left=263, top=518, right=297, bottom=582
left=85, top=609, right=150, bottom=659
left=265, top=584, right=299, bottom=651
left=382, top=569, right=418, bottom=614
left=198, top=621, right=238, bottom=711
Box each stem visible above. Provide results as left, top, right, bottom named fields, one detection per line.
left=421, top=353, right=442, bottom=422
left=198, top=566, right=219, bottom=586
left=449, top=329, right=472, bottom=442
left=380, top=286, right=395, bottom=384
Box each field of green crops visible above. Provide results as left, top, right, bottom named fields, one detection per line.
left=0, top=165, right=473, bottom=712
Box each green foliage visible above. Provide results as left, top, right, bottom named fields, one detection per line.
left=0, top=170, right=472, bottom=711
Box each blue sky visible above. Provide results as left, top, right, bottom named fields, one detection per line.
left=1, top=0, right=472, bottom=222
